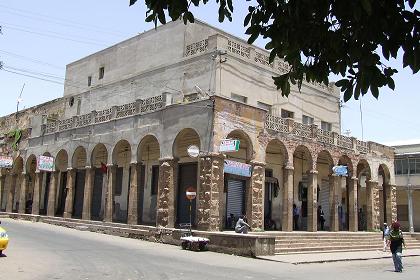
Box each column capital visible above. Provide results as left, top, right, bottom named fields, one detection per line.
left=350, top=176, right=358, bottom=181
left=129, top=161, right=138, bottom=166
left=250, top=160, right=266, bottom=167
left=284, top=165, right=294, bottom=171
left=67, top=167, right=74, bottom=171
left=309, top=169, right=318, bottom=175
left=367, top=180, right=379, bottom=185
left=199, top=152, right=225, bottom=159
left=159, top=157, right=177, bottom=163
left=85, top=166, right=92, bottom=170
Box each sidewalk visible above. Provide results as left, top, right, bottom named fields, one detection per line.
left=257, top=249, right=420, bottom=264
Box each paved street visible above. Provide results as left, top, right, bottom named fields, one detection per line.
left=0, top=218, right=418, bottom=280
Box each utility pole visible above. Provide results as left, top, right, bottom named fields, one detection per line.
left=16, top=83, right=25, bottom=124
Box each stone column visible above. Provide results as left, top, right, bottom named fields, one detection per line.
left=156, top=158, right=177, bottom=228
left=348, top=177, right=358, bottom=231
left=104, top=165, right=116, bottom=223
left=0, top=175, right=5, bottom=211
left=366, top=180, right=379, bottom=231
left=127, top=162, right=140, bottom=225
left=407, top=187, right=414, bottom=233
left=18, top=173, right=28, bottom=214
left=63, top=168, right=76, bottom=218
left=32, top=171, right=42, bottom=215
left=197, top=153, right=224, bottom=231
left=282, top=166, right=294, bottom=231
left=6, top=175, right=17, bottom=213
left=307, top=170, right=318, bottom=232
left=82, top=167, right=94, bottom=220
left=390, top=185, right=397, bottom=224
left=47, top=171, right=59, bottom=216
left=249, top=161, right=265, bottom=230
left=329, top=174, right=339, bottom=231
left=384, top=184, right=394, bottom=224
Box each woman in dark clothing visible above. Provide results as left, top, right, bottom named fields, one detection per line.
left=389, top=222, right=406, bottom=272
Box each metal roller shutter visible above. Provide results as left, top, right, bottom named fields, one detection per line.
left=226, top=180, right=245, bottom=220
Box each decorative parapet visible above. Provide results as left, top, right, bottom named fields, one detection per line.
left=291, top=122, right=312, bottom=138
left=264, top=113, right=370, bottom=153
left=227, top=39, right=250, bottom=59
left=140, top=95, right=163, bottom=113
left=115, top=102, right=136, bottom=119
left=337, top=134, right=353, bottom=149
left=185, top=39, right=208, bottom=57
left=42, top=95, right=165, bottom=135
left=95, top=108, right=112, bottom=123
left=317, top=128, right=334, bottom=145
left=264, top=114, right=288, bottom=133
left=356, top=140, right=369, bottom=154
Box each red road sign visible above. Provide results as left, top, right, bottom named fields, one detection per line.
left=186, top=187, right=197, bottom=200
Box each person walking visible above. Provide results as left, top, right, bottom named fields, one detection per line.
left=382, top=223, right=390, bottom=252
left=389, top=222, right=406, bottom=272
left=317, top=205, right=325, bottom=230
left=235, top=214, right=251, bottom=234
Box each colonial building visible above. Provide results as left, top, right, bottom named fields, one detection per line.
left=393, top=142, right=420, bottom=232
left=0, top=20, right=396, bottom=233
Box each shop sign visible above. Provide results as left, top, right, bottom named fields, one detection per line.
left=0, top=156, right=13, bottom=169
left=332, top=165, right=348, bottom=176
left=224, top=159, right=251, bottom=177
left=219, top=139, right=240, bottom=152
left=38, top=155, right=54, bottom=172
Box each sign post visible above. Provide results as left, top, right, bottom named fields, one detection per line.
left=186, top=187, right=197, bottom=229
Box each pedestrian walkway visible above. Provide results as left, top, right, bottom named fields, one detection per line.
left=257, top=249, right=420, bottom=264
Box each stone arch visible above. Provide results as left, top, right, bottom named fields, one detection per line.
left=111, top=139, right=131, bottom=223
left=172, top=128, right=200, bottom=227
left=137, top=135, right=161, bottom=225
left=72, top=147, right=87, bottom=169
left=138, top=135, right=161, bottom=163
left=225, top=129, right=254, bottom=162
left=172, top=128, right=201, bottom=162
left=91, top=144, right=108, bottom=168
left=338, top=155, right=354, bottom=177
left=356, top=159, right=372, bottom=231
left=13, top=156, right=24, bottom=174
left=54, top=149, right=69, bottom=217
left=55, top=150, right=69, bottom=172
left=316, top=150, right=335, bottom=231
left=89, top=143, right=109, bottom=221
left=336, top=155, right=355, bottom=231
left=292, top=145, right=313, bottom=231
left=264, top=139, right=288, bottom=230
left=378, top=163, right=392, bottom=225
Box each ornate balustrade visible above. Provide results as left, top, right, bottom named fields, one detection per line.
left=265, top=113, right=369, bottom=153
left=43, top=95, right=164, bottom=134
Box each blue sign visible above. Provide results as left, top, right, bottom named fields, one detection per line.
left=224, top=159, right=252, bottom=177
left=332, top=165, right=348, bottom=176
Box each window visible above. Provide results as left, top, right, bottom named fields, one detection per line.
left=395, top=157, right=420, bottom=174
left=231, top=93, right=247, bottom=103
left=87, top=76, right=92, bottom=86
left=99, top=67, right=105, bottom=80
left=302, top=115, right=314, bottom=125
left=257, top=101, right=272, bottom=113
left=321, top=121, right=332, bottom=131
left=281, top=109, right=294, bottom=119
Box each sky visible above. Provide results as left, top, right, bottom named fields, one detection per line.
left=0, top=1, right=419, bottom=146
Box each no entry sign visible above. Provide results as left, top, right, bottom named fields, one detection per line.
left=186, top=187, right=197, bottom=200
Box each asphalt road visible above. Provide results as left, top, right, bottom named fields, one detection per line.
left=0, top=218, right=418, bottom=280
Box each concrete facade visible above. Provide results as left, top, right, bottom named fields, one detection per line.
left=393, top=143, right=420, bottom=232
left=0, top=20, right=395, bottom=233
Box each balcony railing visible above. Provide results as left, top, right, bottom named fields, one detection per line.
left=265, top=113, right=370, bottom=153
left=43, top=95, right=165, bottom=134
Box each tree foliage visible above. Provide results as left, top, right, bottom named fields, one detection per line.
left=130, top=0, right=419, bottom=101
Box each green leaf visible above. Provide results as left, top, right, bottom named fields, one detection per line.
left=370, top=85, right=379, bottom=99
left=335, top=79, right=348, bottom=88
left=129, top=0, right=137, bottom=6
left=343, top=87, right=353, bottom=102
left=244, top=12, right=252, bottom=26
